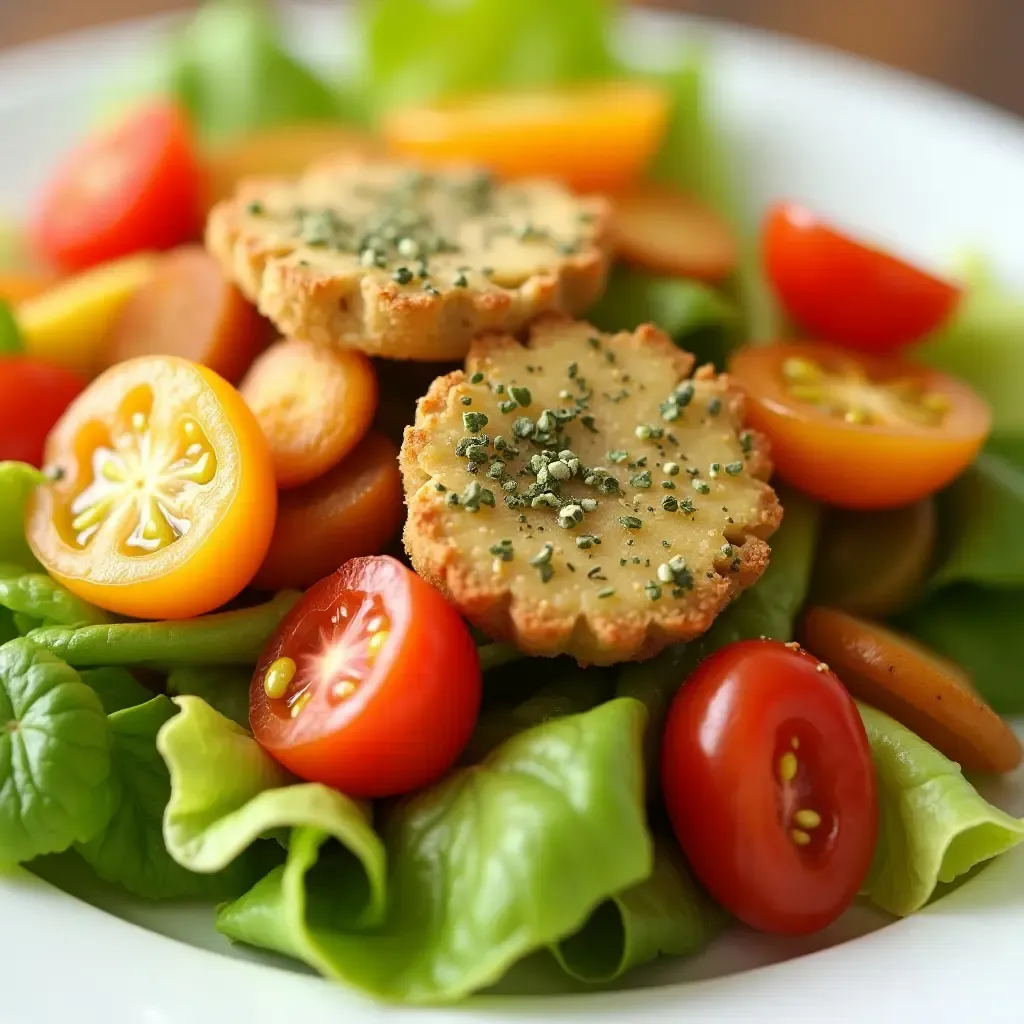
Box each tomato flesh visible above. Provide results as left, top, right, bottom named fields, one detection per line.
left=0, top=357, right=85, bottom=466
left=661, top=639, right=878, bottom=935
left=763, top=202, right=961, bottom=353
left=27, top=356, right=277, bottom=619
left=250, top=556, right=482, bottom=798
left=730, top=342, right=990, bottom=509
left=32, top=103, right=203, bottom=272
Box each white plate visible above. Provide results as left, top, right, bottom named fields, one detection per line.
left=2, top=6, right=1024, bottom=1022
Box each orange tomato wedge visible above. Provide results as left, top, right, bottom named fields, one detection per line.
left=802, top=607, right=1022, bottom=774
left=381, top=82, right=670, bottom=193
left=614, top=184, right=737, bottom=282
left=27, top=356, right=277, bottom=620
left=730, top=342, right=990, bottom=509
left=0, top=271, right=55, bottom=305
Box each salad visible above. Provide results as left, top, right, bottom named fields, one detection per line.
left=3, top=0, right=1024, bottom=1006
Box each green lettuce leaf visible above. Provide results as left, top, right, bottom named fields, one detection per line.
left=0, top=462, right=44, bottom=571
left=0, top=563, right=110, bottom=628
left=359, top=0, right=617, bottom=114
left=929, top=451, right=1024, bottom=590
left=167, top=665, right=251, bottom=727
left=27, top=590, right=299, bottom=668
left=109, top=0, right=346, bottom=142
left=0, top=639, right=114, bottom=863
left=80, top=667, right=152, bottom=714
left=859, top=702, right=1024, bottom=916
left=0, top=608, right=17, bottom=646
left=157, top=696, right=379, bottom=911
left=0, top=300, right=22, bottom=355
left=588, top=267, right=740, bottom=368
left=917, top=260, right=1024, bottom=438
left=898, top=586, right=1024, bottom=714
left=217, top=698, right=651, bottom=1003
left=551, top=837, right=722, bottom=982
left=75, top=695, right=263, bottom=900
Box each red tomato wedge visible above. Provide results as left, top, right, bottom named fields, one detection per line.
left=763, top=202, right=962, bottom=353
left=662, top=639, right=877, bottom=935
left=0, top=356, right=86, bottom=466
left=32, top=103, right=204, bottom=272
left=250, top=556, right=482, bottom=798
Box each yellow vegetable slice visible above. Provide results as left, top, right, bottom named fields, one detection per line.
left=18, top=253, right=156, bottom=375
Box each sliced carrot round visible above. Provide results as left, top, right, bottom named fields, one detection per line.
left=382, top=82, right=670, bottom=193
left=614, top=184, right=737, bottom=282
left=801, top=606, right=1022, bottom=774
left=253, top=431, right=403, bottom=591
left=240, top=337, right=378, bottom=489
left=811, top=499, right=936, bottom=617
left=104, top=245, right=267, bottom=383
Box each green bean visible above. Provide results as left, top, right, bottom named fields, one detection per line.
left=27, top=591, right=300, bottom=668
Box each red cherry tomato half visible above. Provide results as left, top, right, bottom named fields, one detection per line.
left=250, top=556, right=482, bottom=798
left=763, top=202, right=962, bottom=353
left=661, top=639, right=878, bottom=935
left=0, top=356, right=86, bottom=466
left=32, top=103, right=204, bottom=272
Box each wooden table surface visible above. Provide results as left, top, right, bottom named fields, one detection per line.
left=2, top=0, right=1023, bottom=118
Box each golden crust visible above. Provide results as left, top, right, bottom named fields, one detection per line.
left=400, top=316, right=783, bottom=665
left=206, top=158, right=612, bottom=361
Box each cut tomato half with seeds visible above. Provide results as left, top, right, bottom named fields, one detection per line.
left=730, top=342, right=990, bottom=508
left=250, top=556, right=482, bottom=798
left=26, top=355, right=277, bottom=619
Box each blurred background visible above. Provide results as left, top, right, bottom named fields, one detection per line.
left=3, top=0, right=1023, bottom=117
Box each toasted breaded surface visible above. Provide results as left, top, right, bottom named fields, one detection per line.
left=401, top=317, right=783, bottom=665
left=206, top=158, right=611, bottom=361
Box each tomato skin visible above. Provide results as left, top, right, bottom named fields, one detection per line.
left=661, top=639, right=877, bottom=935
left=730, top=342, right=990, bottom=509
left=0, top=357, right=85, bottom=466
left=251, top=556, right=481, bottom=798
left=33, top=104, right=203, bottom=272
left=764, top=202, right=961, bottom=353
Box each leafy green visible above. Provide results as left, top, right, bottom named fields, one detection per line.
left=929, top=451, right=1024, bottom=590
left=359, top=0, right=617, bottom=115
left=217, top=698, right=651, bottom=1002
left=858, top=702, right=1024, bottom=916
left=898, top=586, right=1024, bottom=714
left=27, top=590, right=299, bottom=668
left=917, top=260, right=1024, bottom=438
left=464, top=667, right=612, bottom=761
left=616, top=487, right=820, bottom=783
left=80, top=667, right=152, bottom=715
left=552, top=837, right=722, bottom=982
left=75, top=695, right=263, bottom=900
left=588, top=267, right=740, bottom=359
left=0, top=300, right=22, bottom=355
left=157, top=697, right=377, bottom=901
left=117, top=0, right=345, bottom=143
left=0, top=639, right=113, bottom=864
left=649, top=49, right=779, bottom=345
left=0, top=563, right=110, bottom=628
left=167, top=666, right=251, bottom=728
left=0, top=609, right=17, bottom=647
left=0, top=462, right=44, bottom=571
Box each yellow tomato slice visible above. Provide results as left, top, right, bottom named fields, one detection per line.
left=27, top=356, right=277, bottom=619
left=381, top=82, right=670, bottom=192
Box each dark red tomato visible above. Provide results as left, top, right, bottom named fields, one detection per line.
left=250, top=556, right=482, bottom=798
left=763, top=201, right=961, bottom=353
left=0, top=356, right=86, bottom=466
left=32, top=103, right=204, bottom=272
left=661, top=639, right=877, bottom=935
